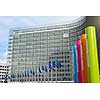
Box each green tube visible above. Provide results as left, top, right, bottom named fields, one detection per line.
left=86, top=26, right=100, bottom=83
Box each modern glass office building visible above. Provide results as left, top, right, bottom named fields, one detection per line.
left=0, top=64, right=9, bottom=83
left=8, top=16, right=86, bottom=82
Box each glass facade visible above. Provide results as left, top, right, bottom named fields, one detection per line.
left=8, top=16, right=86, bottom=82
left=0, top=64, right=9, bottom=83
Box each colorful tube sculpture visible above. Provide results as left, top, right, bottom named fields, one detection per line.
left=72, top=44, right=78, bottom=83
left=99, top=75, right=100, bottom=83
left=80, top=34, right=89, bottom=83
left=76, top=40, right=83, bottom=83
left=86, top=26, right=100, bottom=83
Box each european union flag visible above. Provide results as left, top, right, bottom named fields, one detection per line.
left=11, top=74, right=13, bottom=78
left=49, top=61, right=52, bottom=69
left=22, top=72, right=25, bottom=77
left=17, top=73, right=20, bottom=78
left=39, top=67, right=42, bottom=73
left=30, top=69, right=35, bottom=76
left=39, top=66, right=48, bottom=73
left=43, top=66, right=47, bottom=72
left=30, top=69, right=33, bottom=75
left=24, top=70, right=27, bottom=77
left=43, top=66, right=48, bottom=72
left=52, top=61, right=55, bottom=68
left=27, top=70, right=29, bottom=77
left=12, top=73, right=15, bottom=78
left=8, top=75, right=11, bottom=79
left=55, top=60, right=62, bottom=68
left=49, top=61, right=56, bottom=71
left=19, top=73, right=21, bottom=78
left=45, top=67, right=48, bottom=72
left=41, top=66, right=44, bottom=70
left=5, top=74, right=8, bottom=80
left=2, top=76, right=5, bottom=79
left=32, top=69, right=35, bottom=76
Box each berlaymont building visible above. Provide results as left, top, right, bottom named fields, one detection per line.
left=7, top=16, right=86, bottom=83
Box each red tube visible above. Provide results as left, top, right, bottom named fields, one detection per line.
left=76, top=40, right=83, bottom=83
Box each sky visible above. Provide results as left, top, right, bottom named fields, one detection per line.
left=0, top=16, right=80, bottom=63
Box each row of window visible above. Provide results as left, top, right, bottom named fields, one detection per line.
left=0, top=69, right=9, bottom=71
left=0, top=66, right=9, bottom=68
left=11, top=77, right=72, bottom=82
left=13, top=32, right=66, bottom=38
left=0, top=72, right=8, bottom=74
left=10, top=30, right=84, bottom=41
left=13, top=26, right=84, bottom=39
left=12, top=47, right=70, bottom=52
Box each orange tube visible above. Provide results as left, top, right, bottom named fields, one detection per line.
left=80, top=34, right=89, bottom=83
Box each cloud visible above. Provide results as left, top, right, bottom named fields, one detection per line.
left=0, top=41, right=8, bottom=63
left=0, top=59, right=7, bottom=64
left=0, top=16, right=40, bottom=63
left=0, top=51, right=7, bottom=63
left=0, top=16, right=81, bottom=63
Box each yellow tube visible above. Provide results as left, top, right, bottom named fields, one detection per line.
left=86, top=26, right=99, bottom=83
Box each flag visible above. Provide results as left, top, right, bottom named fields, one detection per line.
left=27, top=70, right=29, bottom=77
left=52, top=61, right=55, bottom=68
left=17, top=72, right=20, bottom=78
left=44, top=67, right=48, bottom=72
left=30, top=69, right=35, bottom=76
left=32, top=69, right=35, bottom=76
left=39, top=67, right=42, bottom=73
left=11, top=74, right=13, bottom=78
left=12, top=73, right=15, bottom=78
left=55, top=60, right=62, bottom=68
left=41, top=66, right=48, bottom=72
left=41, top=66, right=45, bottom=71
left=19, top=73, right=21, bottom=78
left=24, top=70, right=27, bottom=77
left=39, top=66, right=48, bottom=73
left=30, top=69, right=33, bottom=75
left=1, top=76, right=5, bottom=79
left=22, top=72, right=25, bottom=77
left=49, top=61, right=52, bottom=69
left=7, top=74, right=11, bottom=79
left=5, top=74, right=8, bottom=80
left=49, top=61, right=55, bottom=69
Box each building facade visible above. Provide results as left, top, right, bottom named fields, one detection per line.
left=0, top=64, right=9, bottom=83
left=8, top=16, right=86, bottom=82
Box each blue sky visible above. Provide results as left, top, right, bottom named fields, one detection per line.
left=0, top=16, right=80, bottom=63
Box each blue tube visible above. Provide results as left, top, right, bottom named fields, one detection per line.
left=72, top=44, right=78, bottom=83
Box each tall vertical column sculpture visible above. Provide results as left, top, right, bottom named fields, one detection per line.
left=86, top=26, right=99, bottom=83
left=72, top=44, right=78, bottom=83
left=76, top=40, right=83, bottom=83
left=80, top=34, right=89, bottom=83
